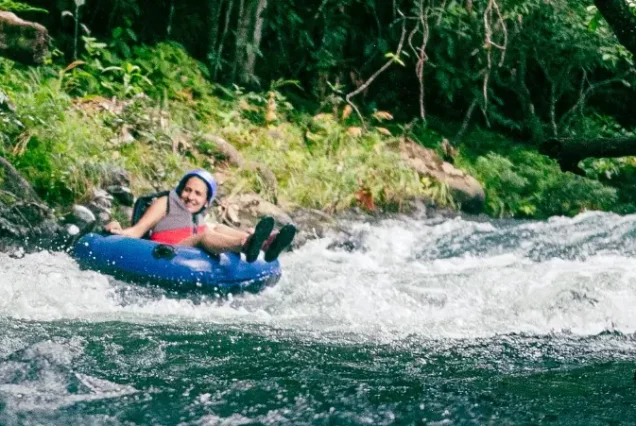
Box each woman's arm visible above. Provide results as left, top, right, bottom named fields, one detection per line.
left=104, top=196, right=168, bottom=238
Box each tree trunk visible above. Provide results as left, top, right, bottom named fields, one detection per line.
left=243, top=0, right=268, bottom=83
left=214, top=0, right=234, bottom=80
left=231, top=0, right=268, bottom=84
left=594, top=0, right=636, bottom=57
left=496, top=51, right=543, bottom=141
left=0, top=12, right=49, bottom=65
left=207, top=0, right=223, bottom=70
left=166, top=0, right=175, bottom=36
left=539, top=136, right=636, bottom=174
left=232, top=0, right=247, bottom=82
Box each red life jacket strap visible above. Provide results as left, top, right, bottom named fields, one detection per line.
left=150, top=225, right=207, bottom=245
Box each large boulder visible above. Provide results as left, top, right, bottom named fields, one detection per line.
left=0, top=156, right=65, bottom=252
left=87, top=189, right=114, bottom=223
left=66, top=205, right=96, bottom=232
left=0, top=155, right=40, bottom=202
left=0, top=11, right=49, bottom=65
left=289, top=208, right=339, bottom=249
left=101, top=166, right=131, bottom=188
left=213, top=193, right=292, bottom=229
left=398, top=138, right=485, bottom=214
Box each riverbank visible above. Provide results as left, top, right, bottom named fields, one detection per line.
left=1, top=42, right=634, bottom=253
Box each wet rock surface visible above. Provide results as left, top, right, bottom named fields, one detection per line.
left=0, top=12, right=49, bottom=65
left=0, top=157, right=65, bottom=252
left=398, top=138, right=485, bottom=214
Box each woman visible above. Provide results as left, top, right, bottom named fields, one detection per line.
left=105, top=169, right=296, bottom=262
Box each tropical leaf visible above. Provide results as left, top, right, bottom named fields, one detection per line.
left=313, top=113, right=335, bottom=121
left=341, top=104, right=352, bottom=121
left=63, top=60, right=86, bottom=72
left=372, top=111, right=393, bottom=121
left=355, top=187, right=375, bottom=211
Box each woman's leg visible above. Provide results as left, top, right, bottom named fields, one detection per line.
left=179, top=227, right=249, bottom=254
left=209, top=223, right=250, bottom=239
left=179, top=217, right=275, bottom=261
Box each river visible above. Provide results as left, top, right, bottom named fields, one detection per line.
left=1, top=211, right=636, bottom=425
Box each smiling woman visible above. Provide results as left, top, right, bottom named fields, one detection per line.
left=105, top=169, right=297, bottom=263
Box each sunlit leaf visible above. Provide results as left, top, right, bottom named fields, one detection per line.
left=372, top=111, right=393, bottom=121
left=341, top=104, right=352, bottom=120
left=375, top=127, right=392, bottom=136
left=313, top=113, right=335, bottom=121
left=63, top=60, right=85, bottom=72
left=305, top=131, right=323, bottom=142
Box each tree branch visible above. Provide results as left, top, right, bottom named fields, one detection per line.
left=312, top=0, right=330, bottom=20
left=408, top=0, right=431, bottom=120
left=594, top=0, right=636, bottom=57
left=559, top=69, right=635, bottom=129
left=454, top=97, right=479, bottom=142
left=345, top=15, right=407, bottom=125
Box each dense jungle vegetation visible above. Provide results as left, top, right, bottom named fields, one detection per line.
left=1, top=0, right=636, bottom=219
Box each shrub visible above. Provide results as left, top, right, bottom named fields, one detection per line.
left=463, top=150, right=617, bottom=218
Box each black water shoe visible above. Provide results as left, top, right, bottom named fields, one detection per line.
left=264, top=224, right=297, bottom=262
left=242, top=216, right=275, bottom=262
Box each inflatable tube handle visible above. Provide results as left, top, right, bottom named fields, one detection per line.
left=152, top=244, right=177, bottom=260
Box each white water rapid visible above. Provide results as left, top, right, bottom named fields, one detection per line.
left=2, top=211, right=636, bottom=343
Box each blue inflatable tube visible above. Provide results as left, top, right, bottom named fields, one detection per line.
left=72, top=233, right=282, bottom=295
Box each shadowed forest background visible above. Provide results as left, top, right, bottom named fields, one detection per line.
left=2, top=0, right=636, bottom=220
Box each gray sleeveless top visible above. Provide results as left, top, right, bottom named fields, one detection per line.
left=151, top=190, right=207, bottom=236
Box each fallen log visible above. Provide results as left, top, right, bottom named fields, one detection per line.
left=594, top=0, right=636, bottom=58
left=539, top=136, right=636, bottom=175
left=0, top=11, right=49, bottom=65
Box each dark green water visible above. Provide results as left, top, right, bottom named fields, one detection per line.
left=2, top=321, right=636, bottom=425
left=2, top=212, right=636, bottom=424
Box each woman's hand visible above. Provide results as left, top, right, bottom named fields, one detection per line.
left=104, top=221, right=123, bottom=234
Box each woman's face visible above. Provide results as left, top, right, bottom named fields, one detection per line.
left=180, top=177, right=208, bottom=213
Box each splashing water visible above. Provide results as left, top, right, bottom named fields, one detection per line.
left=2, top=211, right=636, bottom=340
left=1, top=211, right=636, bottom=424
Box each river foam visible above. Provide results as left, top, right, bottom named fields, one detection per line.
left=1, top=211, right=636, bottom=343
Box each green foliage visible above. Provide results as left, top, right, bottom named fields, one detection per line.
left=457, top=130, right=619, bottom=218
left=0, top=88, right=22, bottom=144
left=0, top=0, right=47, bottom=13
left=210, top=112, right=424, bottom=212
left=59, top=36, right=152, bottom=98
left=567, top=114, right=636, bottom=182
left=214, top=80, right=299, bottom=127
left=571, top=113, right=635, bottom=139
left=2, top=98, right=118, bottom=203
left=2, top=0, right=636, bottom=222
left=110, top=19, right=138, bottom=59
left=132, top=43, right=211, bottom=101
left=59, top=40, right=211, bottom=103
left=427, top=1, right=478, bottom=105
left=61, top=0, right=88, bottom=61
left=0, top=56, right=192, bottom=205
